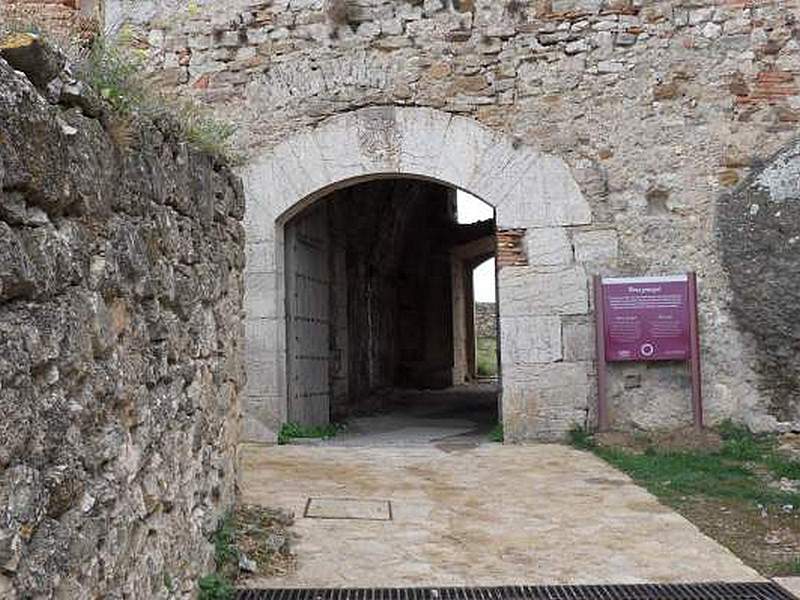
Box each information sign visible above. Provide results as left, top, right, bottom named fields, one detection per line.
left=602, top=275, right=690, bottom=362
left=593, top=273, right=703, bottom=432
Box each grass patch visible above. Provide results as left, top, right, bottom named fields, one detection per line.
left=568, top=424, right=594, bottom=450
left=488, top=422, right=503, bottom=443
left=163, top=571, right=175, bottom=594
left=717, top=421, right=776, bottom=461
left=278, top=422, right=342, bottom=445
left=595, top=446, right=797, bottom=506
left=774, top=556, right=800, bottom=575
left=476, top=336, right=498, bottom=377
left=574, top=423, right=800, bottom=509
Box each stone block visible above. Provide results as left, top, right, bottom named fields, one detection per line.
left=244, top=271, right=278, bottom=319
left=597, top=60, right=624, bottom=73
left=244, top=317, right=283, bottom=358
left=615, top=32, right=637, bottom=46
left=246, top=240, right=276, bottom=273
left=552, top=0, right=602, bottom=13
left=495, top=155, right=592, bottom=228
left=423, top=0, right=444, bottom=17
left=499, top=266, right=589, bottom=317
left=217, top=30, right=241, bottom=47
left=398, top=107, right=455, bottom=180
left=525, top=227, right=573, bottom=266
left=242, top=166, right=285, bottom=244
left=562, top=315, right=595, bottom=361
left=500, top=316, right=562, bottom=366
left=242, top=397, right=281, bottom=442
left=356, top=21, right=381, bottom=38
left=503, top=362, right=591, bottom=441
left=381, top=19, right=403, bottom=36
left=572, top=229, right=618, bottom=264
left=243, top=351, right=281, bottom=398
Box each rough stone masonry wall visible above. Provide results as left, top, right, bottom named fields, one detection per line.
left=475, top=302, right=497, bottom=339
left=0, top=45, right=245, bottom=598
left=718, top=138, right=800, bottom=424
left=0, top=0, right=98, bottom=47
left=110, top=0, right=800, bottom=434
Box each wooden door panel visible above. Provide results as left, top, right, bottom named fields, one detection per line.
left=286, top=204, right=331, bottom=426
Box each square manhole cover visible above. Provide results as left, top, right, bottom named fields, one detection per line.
left=304, top=497, right=392, bottom=521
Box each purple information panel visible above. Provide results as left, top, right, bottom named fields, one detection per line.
left=602, top=275, right=691, bottom=362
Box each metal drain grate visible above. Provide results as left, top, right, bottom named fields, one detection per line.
left=236, top=583, right=797, bottom=600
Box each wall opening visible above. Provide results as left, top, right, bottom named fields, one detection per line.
left=472, top=257, right=498, bottom=380
left=242, top=106, right=594, bottom=442
left=284, top=177, right=498, bottom=442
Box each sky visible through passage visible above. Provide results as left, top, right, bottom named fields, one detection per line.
left=456, top=190, right=496, bottom=303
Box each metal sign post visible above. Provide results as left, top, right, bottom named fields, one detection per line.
left=593, top=276, right=609, bottom=432
left=687, top=272, right=703, bottom=429
left=594, top=272, right=703, bottom=432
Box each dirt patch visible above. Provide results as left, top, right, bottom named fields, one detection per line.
left=675, top=497, right=800, bottom=576
left=230, top=505, right=297, bottom=582
left=595, top=426, right=723, bottom=454
left=779, top=433, right=800, bottom=461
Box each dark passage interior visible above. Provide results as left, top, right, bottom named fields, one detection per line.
left=285, top=178, right=498, bottom=439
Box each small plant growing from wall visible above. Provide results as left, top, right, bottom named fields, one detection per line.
left=77, top=30, right=237, bottom=159
left=2, top=5, right=238, bottom=159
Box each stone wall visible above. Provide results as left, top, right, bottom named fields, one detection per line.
left=475, top=302, right=497, bottom=339
left=0, top=41, right=245, bottom=598
left=0, top=0, right=98, bottom=48
left=106, top=0, right=800, bottom=437
left=718, top=137, right=800, bottom=425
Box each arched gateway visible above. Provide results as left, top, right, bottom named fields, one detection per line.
left=241, top=106, right=594, bottom=443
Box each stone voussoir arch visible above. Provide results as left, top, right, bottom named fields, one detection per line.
left=240, top=106, right=594, bottom=443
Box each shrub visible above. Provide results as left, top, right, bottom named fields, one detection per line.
left=198, top=573, right=234, bottom=600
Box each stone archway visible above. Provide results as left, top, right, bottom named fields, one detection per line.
left=241, top=106, right=593, bottom=443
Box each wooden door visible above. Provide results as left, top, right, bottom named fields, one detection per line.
left=285, top=203, right=331, bottom=426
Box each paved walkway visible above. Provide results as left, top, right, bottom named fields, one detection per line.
left=324, top=385, right=498, bottom=449
left=240, top=442, right=760, bottom=588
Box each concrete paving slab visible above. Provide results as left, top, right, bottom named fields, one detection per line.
left=240, top=443, right=761, bottom=588
left=306, top=498, right=392, bottom=521
left=775, top=577, right=800, bottom=598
